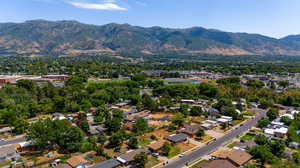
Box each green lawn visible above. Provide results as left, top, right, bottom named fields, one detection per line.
left=227, top=141, right=237, bottom=148
left=240, top=133, right=255, bottom=141
left=138, top=137, right=153, bottom=146
left=168, top=146, right=181, bottom=158
left=243, top=112, right=255, bottom=116
left=0, top=160, right=11, bottom=167
left=145, top=156, right=160, bottom=168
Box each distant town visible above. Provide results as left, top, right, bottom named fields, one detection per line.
left=0, top=69, right=300, bottom=168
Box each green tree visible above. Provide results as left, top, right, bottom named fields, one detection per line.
left=105, top=118, right=122, bottom=133
left=108, top=132, right=124, bottom=148
left=249, top=145, right=277, bottom=164
left=128, top=137, right=139, bottom=149
left=292, top=152, right=300, bottom=164
left=171, top=114, right=185, bottom=127
left=267, top=108, right=279, bottom=121
left=257, top=117, right=270, bottom=128
left=27, top=119, right=84, bottom=152
left=97, top=133, right=107, bottom=144
left=269, top=140, right=286, bottom=157
left=142, top=94, right=157, bottom=111
left=254, top=134, right=270, bottom=145
left=195, top=128, right=205, bottom=139
left=162, top=142, right=171, bottom=156
left=190, top=106, right=203, bottom=116
left=78, top=120, right=90, bottom=133
left=133, top=118, right=149, bottom=134
left=134, top=152, right=148, bottom=168
left=279, top=80, right=289, bottom=89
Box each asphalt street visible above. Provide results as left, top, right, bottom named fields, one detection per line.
left=0, top=136, right=26, bottom=147
left=162, top=109, right=267, bottom=168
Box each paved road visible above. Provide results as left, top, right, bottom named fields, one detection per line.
left=0, top=136, right=26, bottom=147
left=162, top=109, right=267, bottom=168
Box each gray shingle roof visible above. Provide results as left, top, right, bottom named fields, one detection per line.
left=166, top=133, right=188, bottom=143
left=90, top=159, right=121, bottom=168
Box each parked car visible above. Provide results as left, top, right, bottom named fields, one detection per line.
left=152, top=153, right=159, bottom=157
left=179, top=153, right=185, bottom=158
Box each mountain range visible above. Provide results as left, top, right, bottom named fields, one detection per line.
left=1, top=20, right=300, bottom=56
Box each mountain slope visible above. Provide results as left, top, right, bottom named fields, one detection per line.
left=1, top=20, right=300, bottom=56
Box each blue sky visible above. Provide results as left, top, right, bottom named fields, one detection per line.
left=1, top=0, right=299, bottom=38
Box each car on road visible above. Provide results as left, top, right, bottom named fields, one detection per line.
left=0, top=138, right=6, bottom=141
left=179, top=153, right=185, bottom=158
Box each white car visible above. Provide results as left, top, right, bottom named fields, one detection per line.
left=179, top=153, right=185, bottom=158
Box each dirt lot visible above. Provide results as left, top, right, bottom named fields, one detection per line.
left=104, top=144, right=129, bottom=158
left=213, top=125, right=232, bottom=133
left=176, top=142, right=196, bottom=152
left=199, top=135, right=214, bottom=143
left=149, top=120, right=171, bottom=127
left=145, top=128, right=172, bottom=140
left=149, top=112, right=174, bottom=120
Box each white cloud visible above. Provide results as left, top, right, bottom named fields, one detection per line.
left=67, top=0, right=127, bottom=11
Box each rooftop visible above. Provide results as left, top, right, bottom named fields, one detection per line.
left=198, top=160, right=236, bottom=168
left=90, top=159, right=121, bottom=168
left=226, top=150, right=252, bottom=166
left=166, top=133, right=188, bottom=143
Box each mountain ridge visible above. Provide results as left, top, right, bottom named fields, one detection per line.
left=0, top=20, right=300, bottom=56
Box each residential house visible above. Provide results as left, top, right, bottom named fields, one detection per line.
left=125, top=110, right=150, bottom=121
left=216, top=116, right=232, bottom=124
left=56, top=164, right=72, bottom=168
left=147, top=140, right=166, bottom=153
left=165, top=133, right=188, bottom=143
left=116, top=148, right=148, bottom=165
left=181, top=99, right=195, bottom=104
left=264, top=127, right=288, bottom=138
left=206, top=108, right=220, bottom=120
left=226, top=150, right=252, bottom=167
left=66, top=155, right=87, bottom=168
left=197, top=160, right=236, bottom=168
left=89, top=159, right=121, bottom=168
left=180, top=124, right=203, bottom=137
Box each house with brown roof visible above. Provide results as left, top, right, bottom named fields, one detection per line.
left=125, top=110, right=150, bottom=121
left=180, top=124, right=203, bottom=137
left=116, top=148, right=148, bottom=165
left=226, top=150, right=252, bottom=167
left=66, top=155, right=87, bottom=168
left=198, top=160, right=236, bottom=168
left=147, top=140, right=165, bottom=152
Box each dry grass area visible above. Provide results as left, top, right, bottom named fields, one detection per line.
left=149, top=120, right=170, bottom=127
left=104, top=144, right=129, bottom=158
left=145, top=128, right=172, bottom=141
left=23, top=150, right=64, bottom=167
left=176, top=142, right=196, bottom=152
left=199, top=135, right=214, bottom=143
left=187, top=116, right=207, bottom=124
left=211, top=149, right=230, bottom=158
left=28, top=114, right=52, bottom=121
left=149, top=112, right=174, bottom=120
left=213, top=126, right=232, bottom=133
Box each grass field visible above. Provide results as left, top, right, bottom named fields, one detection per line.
left=240, top=133, right=255, bottom=141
